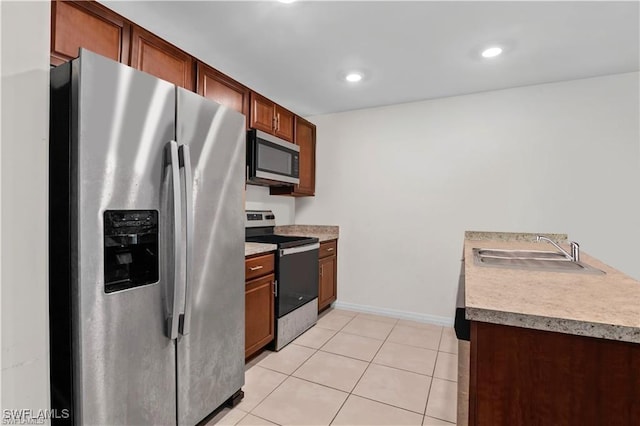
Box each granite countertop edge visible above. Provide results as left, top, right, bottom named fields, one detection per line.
left=466, top=307, right=640, bottom=344
left=274, top=225, right=339, bottom=242
left=244, top=242, right=277, bottom=257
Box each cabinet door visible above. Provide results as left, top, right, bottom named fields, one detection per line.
left=51, top=0, right=130, bottom=66
left=130, top=26, right=194, bottom=90
left=318, top=255, right=337, bottom=312
left=250, top=92, right=275, bottom=134
left=269, top=116, right=317, bottom=197
left=197, top=62, right=249, bottom=120
left=245, top=274, right=275, bottom=358
left=294, top=117, right=316, bottom=195
left=274, top=105, right=295, bottom=143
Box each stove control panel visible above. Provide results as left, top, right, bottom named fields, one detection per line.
left=246, top=210, right=276, bottom=228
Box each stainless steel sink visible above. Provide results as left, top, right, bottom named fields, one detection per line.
left=473, top=248, right=605, bottom=275
left=476, top=249, right=568, bottom=260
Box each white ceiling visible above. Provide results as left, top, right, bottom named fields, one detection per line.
left=102, top=1, right=639, bottom=116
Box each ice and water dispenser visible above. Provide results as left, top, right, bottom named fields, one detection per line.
left=103, top=210, right=159, bottom=293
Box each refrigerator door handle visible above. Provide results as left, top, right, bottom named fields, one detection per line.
left=178, top=144, right=194, bottom=336
left=166, top=141, right=183, bottom=340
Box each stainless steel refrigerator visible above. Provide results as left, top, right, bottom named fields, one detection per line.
left=49, top=49, right=246, bottom=425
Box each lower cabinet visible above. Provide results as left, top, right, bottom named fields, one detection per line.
left=245, top=253, right=275, bottom=359
left=469, top=321, right=640, bottom=425
left=318, top=240, right=337, bottom=312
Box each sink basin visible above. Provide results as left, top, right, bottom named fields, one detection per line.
left=476, top=249, right=568, bottom=260
left=473, top=248, right=605, bottom=275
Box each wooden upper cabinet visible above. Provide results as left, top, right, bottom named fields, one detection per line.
left=274, top=105, right=295, bottom=142
left=270, top=116, right=316, bottom=197
left=130, top=26, right=194, bottom=90
left=51, top=0, right=130, bottom=66
left=250, top=92, right=277, bottom=134
left=249, top=92, right=294, bottom=142
left=293, top=117, right=316, bottom=196
left=197, top=62, right=249, bottom=120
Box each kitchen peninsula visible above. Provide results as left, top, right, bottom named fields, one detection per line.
left=460, top=232, right=640, bottom=426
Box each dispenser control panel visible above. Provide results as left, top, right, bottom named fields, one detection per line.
left=103, top=210, right=159, bottom=293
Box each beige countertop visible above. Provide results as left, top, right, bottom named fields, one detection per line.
left=274, top=225, right=339, bottom=242
left=464, top=232, right=640, bottom=343
left=245, top=242, right=277, bottom=257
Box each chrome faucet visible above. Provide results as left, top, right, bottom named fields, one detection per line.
left=536, top=235, right=580, bottom=262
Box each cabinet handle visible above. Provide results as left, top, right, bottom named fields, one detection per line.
left=320, top=265, right=323, bottom=277
left=326, top=248, right=334, bottom=252
left=273, top=280, right=278, bottom=297
left=249, top=265, right=263, bottom=271
left=276, top=113, right=280, bottom=131
left=272, top=116, right=277, bottom=131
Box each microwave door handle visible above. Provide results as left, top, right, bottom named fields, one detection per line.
left=178, top=144, right=193, bottom=336
left=165, top=141, right=182, bottom=341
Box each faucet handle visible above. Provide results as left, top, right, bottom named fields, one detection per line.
left=570, top=241, right=580, bottom=262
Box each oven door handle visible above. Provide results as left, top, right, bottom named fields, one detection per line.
left=279, top=243, right=320, bottom=257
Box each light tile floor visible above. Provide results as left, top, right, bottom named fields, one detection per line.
left=207, top=308, right=458, bottom=426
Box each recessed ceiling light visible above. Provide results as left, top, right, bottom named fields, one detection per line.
left=481, top=47, right=503, bottom=58
left=345, top=72, right=363, bottom=83
left=278, top=0, right=296, bottom=3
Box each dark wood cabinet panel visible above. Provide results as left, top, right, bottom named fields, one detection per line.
left=197, top=62, right=249, bottom=120
left=270, top=116, right=316, bottom=197
left=250, top=92, right=277, bottom=134
left=245, top=253, right=275, bottom=282
left=294, top=117, right=316, bottom=195
left=470, top=321, right=640, bottom=426
left=318, top=240, right=336, bottom=259
left=51, top=0, right=130, bottom=66
left=130, top=26, right=194, bottom=90
left=245, top=273, right=275, bottom=359
left=274, top=105, right=295, bottom=142
left=318, top=241, right=337, bottom=312
left=249, top=92, right=294, bottom=143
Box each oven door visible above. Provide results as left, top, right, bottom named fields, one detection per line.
left=247, top=129, right=300, bottom=185
left=276, top=243, right=319, bottom=317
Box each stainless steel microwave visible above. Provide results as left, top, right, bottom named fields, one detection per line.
left=246, top=129, right=300, bottom=186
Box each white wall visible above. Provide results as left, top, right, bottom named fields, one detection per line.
left=246, top=184, right=295, bottom=225
left=296, top=73, right=640, bottom=323
left=1, top=0, right=51, bottom=416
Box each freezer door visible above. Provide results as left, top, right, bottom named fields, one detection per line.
left=175, top=88, right=246, bottom=425
left=73, top=50, right=177, bottom=425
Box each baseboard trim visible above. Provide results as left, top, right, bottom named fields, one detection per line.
left=332, top=301, right=454, bottom=327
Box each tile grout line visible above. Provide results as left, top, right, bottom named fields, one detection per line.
left=313, top=311, right=358, bottom=426
left=326, top=319, right=391, bottom=425
left=241, top=356, right=307, bottom=423
left=248, top=310, right=356, bottom=425
left=329, top=315, right=422, bottom=424
left=328, top=312, right=394, bottom=424
left=424, top=327, right=446, bottom=418
left=344, top=393, right=429, bottom=417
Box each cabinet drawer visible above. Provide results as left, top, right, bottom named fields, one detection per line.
left=319, top=240, right=337, bottom=259
left=245, top=253, right=275, bottom=281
